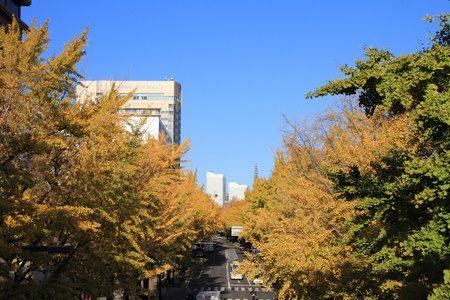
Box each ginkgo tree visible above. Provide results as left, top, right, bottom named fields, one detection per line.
left=240, top=95, right=410, bottom=299
left=239, top=13, right=450, bottom=300
left=307, top=13, right=450, bottom=299
left=0, top=19, right=221, bottom=299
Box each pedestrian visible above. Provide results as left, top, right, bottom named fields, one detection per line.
left=250, top=288, right=258, bottom=300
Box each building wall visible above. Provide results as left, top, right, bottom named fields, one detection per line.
left=206, top=171, right=226, bottom=208
left=77, top=80, right=182, bottom=144
left=228, top=182, right=249, bottom=202
left=0, top=0, right=31, bottom=31
left=124, top=116, right=172, bottom=143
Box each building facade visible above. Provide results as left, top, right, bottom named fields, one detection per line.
left=77, top=80, right=182, bottom=144
left=228, top=182, right=249, bottom=202
left=206, top=171, right=226, bottom=208
left=0, top=0, right=31, bottom=31
left=124, top=115, right=172, bottom=143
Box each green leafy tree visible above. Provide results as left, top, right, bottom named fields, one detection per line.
left=307, top=14, right=450, bottom=299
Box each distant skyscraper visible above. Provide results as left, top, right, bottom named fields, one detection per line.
left=228, top=182, right=249, bottom=202
left=76, top=79, right=182, bottom=144
left=254, top=163, right=259, bottom=179
left=206, top=171, right=226, bottom=207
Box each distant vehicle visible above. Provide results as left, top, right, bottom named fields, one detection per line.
left=253, top=275, right=263, bottom=285
left=239, top=244, right=245, bottom=251
left=193, top=242, right=215, bottom=252
left=196, top=291, right=220, bottom=300
left=230, top=261, right=243, bottom=280
left=251, top=249, right=260, bottom=255
left=204, top=242, right=215, bottom=252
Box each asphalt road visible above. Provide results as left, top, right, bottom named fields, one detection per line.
left=162, top=237, right=275, bottom=300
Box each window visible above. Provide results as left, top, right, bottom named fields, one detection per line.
left=130, top=93, right=178, bottom=101
left=124, top=109, right=141, bottom=114
left=6, top=0, right=19, bottom=16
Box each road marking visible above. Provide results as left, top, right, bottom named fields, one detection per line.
left=226, top=258, right=231, bottom=289
left=225, top=248, right=239, bottom=261
left=198, top=265, right=205, bottom=278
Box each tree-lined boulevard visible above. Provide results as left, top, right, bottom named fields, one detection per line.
left=1, top=9, right=450, bottom=300
left=161, top=237, right=274, bottom=300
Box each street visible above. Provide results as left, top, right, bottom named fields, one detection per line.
left=162, top=237, right=275, bottom=300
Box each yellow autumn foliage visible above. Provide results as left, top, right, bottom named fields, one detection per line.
left=239, top=96, right=413, bottom=299
left=0, top=19, right=221, bottom=299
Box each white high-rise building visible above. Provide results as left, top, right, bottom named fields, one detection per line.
left=76, top=79, right=182, bottom=144
left=124, top=115, right=172, bottom=143
left=228, top=182, right=249, bottom=202
left=206, top=171, right=226, bottom=207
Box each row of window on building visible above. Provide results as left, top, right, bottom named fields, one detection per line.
left=130, top=93, right=180, bottom=102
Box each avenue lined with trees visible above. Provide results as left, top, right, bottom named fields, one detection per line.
left=229, top=13, right=450, bottom=300
left=2, top=10, right=450, bottom=300
left=0, top=20, right=221, bottom=299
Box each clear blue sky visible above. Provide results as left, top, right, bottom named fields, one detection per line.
left=23, top=1, right=448, bottom=190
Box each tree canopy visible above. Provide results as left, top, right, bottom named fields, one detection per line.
left=307, top=13, right=450, bottom=299
left=0, top=19, right=220, bottom=299
left=238, top=13, right=450, bottom=300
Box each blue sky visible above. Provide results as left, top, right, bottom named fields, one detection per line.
left=23, top=1, right=448, bottom=190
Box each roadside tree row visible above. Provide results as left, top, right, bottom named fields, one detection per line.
left=0, top=20, right=221, bottom=299
left=235, top=14, right=450, bottom=300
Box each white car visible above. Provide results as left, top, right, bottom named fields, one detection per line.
left=230, top=261, right=243, bottom=280
left=253, top=275, right=263, bottom=285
